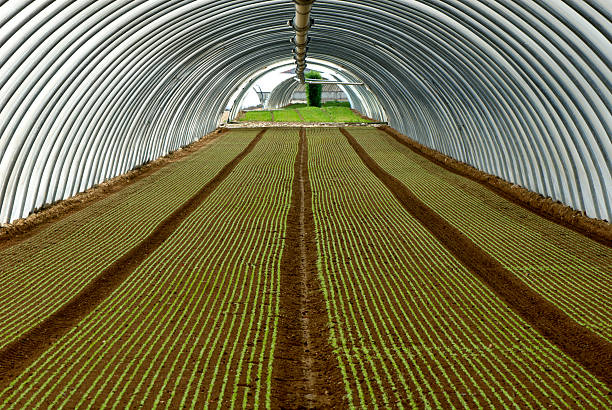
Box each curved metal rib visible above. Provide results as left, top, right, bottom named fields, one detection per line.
left=0, top=1, right=609, bottom=222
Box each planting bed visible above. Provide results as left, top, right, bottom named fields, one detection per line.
left=296, top=107, right=332, bottom=122
left=321, top=107, right=368, bottom=122
left=0, top=127, right=609, bottom=408
left=237, top=105, right=371, bottom=124
left=0, top=130, right=258, bottom=350
left=0, top=128, right=296, bottom=408
left=239, top=111, right=273, bottom=122
left=271, top=109, right=301, bottom=122
left=347, top=127, right=612, bottom=343
left=308, top=128, right=610, bottom=407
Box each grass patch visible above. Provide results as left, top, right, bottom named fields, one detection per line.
left=239, top=111, right=273, bottom=121
left=323, top=101, right=351, bottom=108
left=297, top=107, right=333, bottom=122
left=239, top=106, right=370, bottom=123
left=273, top=110, right=302, bottom=122
left=323, top=107, right=371, bottom=122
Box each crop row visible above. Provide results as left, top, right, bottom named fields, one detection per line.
left=0, top=128, right=298, bottom=408
left=0, top=130, right=259, bottom=350
left=307, top=127, right=609, bottom=408
left=321, top=107, right=368, bottom=122
left=295, top=107, right=368, bottom=122
left=348, top=127, right=612, bottom=342
left=296, top=107, right=332, bottom=122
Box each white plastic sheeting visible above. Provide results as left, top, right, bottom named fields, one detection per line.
left=0, top=1, right=610, bottom=222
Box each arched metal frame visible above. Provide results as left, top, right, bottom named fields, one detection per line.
left=265, top=77, right=301, bottom=110
left=0, top=0, right=610, bottom=223
left=235, top=59, right=387, bottom=121
left=261, top=59, right=388, bottom=122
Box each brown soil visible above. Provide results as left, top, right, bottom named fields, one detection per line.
left=295, top=109, right=305, bottom=122
left=0, top=128, right=229, bottom=251
left=350, top=108, right=377, bottom=123
left=380, top=126, right=612, bottom=247
left=341, top=127, right=612, bottom=388
left=4, top=127, right=286, bottom=408
left=0, top=128, right=268, bottom=391
left=272, top=128, right=346, bottom=408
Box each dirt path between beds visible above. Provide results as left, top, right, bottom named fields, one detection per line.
left=272, top=128, right=346, bottom=408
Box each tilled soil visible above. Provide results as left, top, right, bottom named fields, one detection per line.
left=0, top=126, right=610, bottom=408
left=310, top=128, right=610, bottom=407
left=348, top=126, right=612, bottom=344
left=341, top=127, right=612, bottom=388
left=0, top=128, right=267, bottom=391
left=272, top=128, right=346, bottom=408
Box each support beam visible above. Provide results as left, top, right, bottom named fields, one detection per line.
left=290, top=0, right=316, bottom=83
left=303, top=79, right=364, bottom=86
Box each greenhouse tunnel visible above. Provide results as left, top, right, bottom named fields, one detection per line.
left=230, top=59, right=387, bottom=121
left=261, top=62, right=388, bottom=122
left=0, top=0, right=610, bottom=223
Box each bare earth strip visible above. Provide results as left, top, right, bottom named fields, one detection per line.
left=0, top=129, right=267, bottom=391
left=272, top=128, right=346, bottom=408
left=348, top=127, right=612, bottom=343
left=0, top=130, right=260, bottom=351
left=0, top=128, right=295, bottom=408
left=310, top=127, right=610, bottom=407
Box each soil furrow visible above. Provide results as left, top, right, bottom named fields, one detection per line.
left=350, top=127, right=612, bottom=343
left=0, top=128, right=268, bottom=390
left=272, top=128, right=345, bottom=408
left=340, top=127, right=612, bottom=388
left=295, top=109, right=305, bottom=122
left=379, top=126, right=612, bottom=246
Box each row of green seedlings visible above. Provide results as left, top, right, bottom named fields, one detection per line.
left=0, top=131, right=259, bottom=350
left=360, top=128, right=602, bottom=255
left=1, top=128, right=298, bottom=409
left=293, top=106, right=368, bottom=123
left=348, top=127, right=612, bottom=343
left=306, top=127, right=609, bottom=408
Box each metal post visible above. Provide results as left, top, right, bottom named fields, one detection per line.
left=290, top=0, right=315, bottom=83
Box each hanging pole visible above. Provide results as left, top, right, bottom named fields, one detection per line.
left=289, top=0, right=315, bottom=84
left=302, top=79, right=365, bottom=86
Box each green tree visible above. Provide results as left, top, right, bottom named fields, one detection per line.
left=305, top=71, right=322, bottom=107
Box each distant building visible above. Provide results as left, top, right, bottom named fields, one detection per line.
left=290, top=83, right=347, bottom=103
